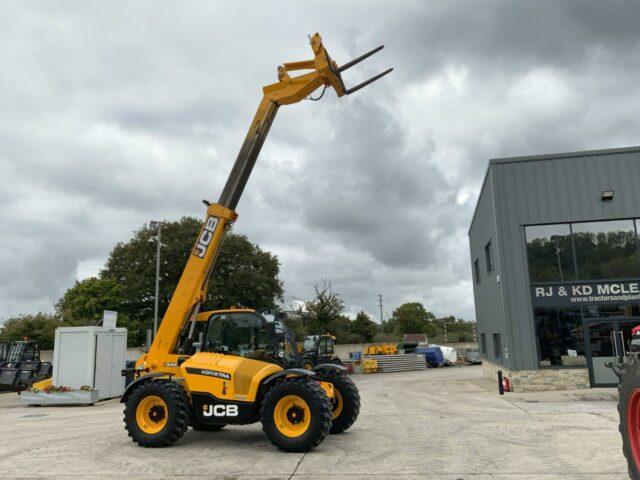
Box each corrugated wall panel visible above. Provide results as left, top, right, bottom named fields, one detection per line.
left=469, top=172, right=507, bottom=365
left=490, top=148, right=640, bottom=370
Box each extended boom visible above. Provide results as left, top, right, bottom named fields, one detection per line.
left=137, top=33, right=392, bottom=372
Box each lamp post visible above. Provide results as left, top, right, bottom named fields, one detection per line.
left=149, top=221, right=166, bottom=339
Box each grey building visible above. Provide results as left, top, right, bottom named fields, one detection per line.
left=469, top=146, right=640, bottom=391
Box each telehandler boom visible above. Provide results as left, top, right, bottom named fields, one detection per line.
left=121, top=34, right=391, bottom=452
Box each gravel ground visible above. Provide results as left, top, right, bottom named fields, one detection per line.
left=0, top=366, right=629, bottom=479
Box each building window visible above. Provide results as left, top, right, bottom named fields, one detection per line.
left=526, top=219, right=640, bottom=283
left=534, top=307, right=585, bottom=367
left=480, top=333, right=487, bottom=355
left=485, top=241, right=494, bottom=274
left=492, top=333, right=502, bottom=360
left=474, top=259, right=481, bottom=284
left=572, top=219, right=640, bottom=280
left=525, top=223, right=575, bottom=282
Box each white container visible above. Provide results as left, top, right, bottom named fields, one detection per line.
left=431, top=345, right=458, bottom=365
left=53, top=326, right=127, bottom=400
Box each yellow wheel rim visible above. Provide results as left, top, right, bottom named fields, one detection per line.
left=332, top=388, right=343, bottom=420
left=273, top=395, right=311, bottom=438
left=304, top=362, right=313, bottom=371
left=135, top=395, right=168, bottom=434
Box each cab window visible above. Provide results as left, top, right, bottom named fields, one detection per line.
left=319, top=337, right=334, bottom=355
left=204, top=313, right=267, bottom=357
left=326, top=338, right=334, bottom=354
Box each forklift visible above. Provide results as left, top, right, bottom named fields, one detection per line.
left=120, top=34, right=391, bottom=451
left=0, top=340, right=52, bottom=392
left=301, top=334, right=342, bottom=371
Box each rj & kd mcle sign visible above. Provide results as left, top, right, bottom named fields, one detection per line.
left=531, top=280, right=640, bottom=307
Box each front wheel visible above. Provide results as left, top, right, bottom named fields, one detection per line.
left=261, top=377, right=332, bottom=452
left=619, top=354, right=640, bottom=479
left=124, top=380, right=189, bottom=448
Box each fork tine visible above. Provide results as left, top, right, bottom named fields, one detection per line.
left=345, top=68, right=393, bottom=95
left=338, top=45, right=385, bottom=73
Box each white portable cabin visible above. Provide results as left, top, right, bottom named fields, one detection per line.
left=52, top=326, right=127, bottom=399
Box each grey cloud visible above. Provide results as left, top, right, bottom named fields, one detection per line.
left=2, top=1, right=640, bottom=322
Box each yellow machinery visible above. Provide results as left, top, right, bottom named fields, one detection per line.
left=301, top=334, right=341, bottom=370
left=120, top=34, right=391, bottom=452
left=362, top=358, right=378, bottom=374
left=365, top=343, right=398, bottom=355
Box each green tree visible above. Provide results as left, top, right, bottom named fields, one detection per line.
left=304, top=281, right=345, bottom=338
left=333, top=315, right=359, bottom=344
left=387, top=302, right=436, bottom=336
left=433, top=316, right=475, bottom=342
left=350, top=310, right=378, bottom=343
left=207, top=233, right=284, bottom=312
left=0, top=313, right=64, bottom=350
left=55, top=277, right=138, bottom=345
left=56, top=277, right=126, bottom=325
left=100, top=217, right=283, bottom=345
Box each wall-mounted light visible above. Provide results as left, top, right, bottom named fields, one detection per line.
left=602, top=190, right=614, bottom=201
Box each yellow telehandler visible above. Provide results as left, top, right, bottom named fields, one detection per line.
left=119, top=34, right=391, bottom=452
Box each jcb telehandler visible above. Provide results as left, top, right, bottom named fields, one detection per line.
left=120, top=34, right=391, bottom=452
left=300, top=334, right=342, bottom=371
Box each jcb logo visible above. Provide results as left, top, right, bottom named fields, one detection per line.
left=203, top=404, right=238, bottom=417
left=193, top=216, right=219, bottom=258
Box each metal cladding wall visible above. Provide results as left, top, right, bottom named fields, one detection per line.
left=469, top=171, right=509, bottom=367
left=469, top=146, right=640, bottom=371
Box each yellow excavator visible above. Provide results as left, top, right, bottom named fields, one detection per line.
left=120, top=34, right=391, bottom=452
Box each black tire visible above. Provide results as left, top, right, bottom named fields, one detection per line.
left=193, top=424, right=225, bottom=432
left=619, top=354, right=640, bottom=479
left=261, top=377, right=332, bottom=452
left=320, top=372, right=360, bottom=434
left=124, top=380, right=189, bottom=448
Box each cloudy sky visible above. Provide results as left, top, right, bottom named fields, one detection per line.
left=2, top=1, right=640, bottom=324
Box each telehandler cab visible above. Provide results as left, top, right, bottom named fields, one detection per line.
left=300, top=334, right=342, bottom=371
left=120, top=34, right=391, bottom=452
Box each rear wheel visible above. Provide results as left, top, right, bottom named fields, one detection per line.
left=124, top=380, right=189, bottom=447
left=261, top=377, right=332, bottom=452
left=321, top=373, right=360, bottom=434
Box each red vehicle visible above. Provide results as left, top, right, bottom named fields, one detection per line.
left=617, top=325, right=640, bottom=478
